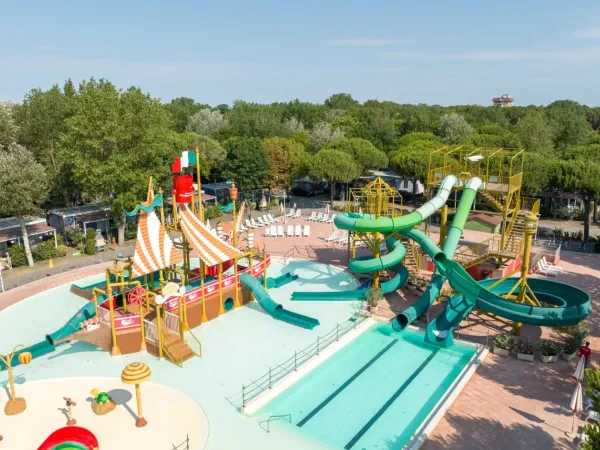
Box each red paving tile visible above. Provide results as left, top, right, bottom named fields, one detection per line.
left=1, top=213, right=599, bottom=449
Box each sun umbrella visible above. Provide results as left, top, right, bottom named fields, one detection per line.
left=206, top=218, right=211, bottom=230
left=279, top=202, right=284, bottom=216
left=574, top=355, right=586, bottom=381
left=569, top=382, right=584, bottom=435
left=325, top=203, right=330, bottom=214
left=122, top=362, right=152, bottom=428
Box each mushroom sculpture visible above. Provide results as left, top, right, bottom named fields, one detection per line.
left=121, top=362, right=151, bottom=427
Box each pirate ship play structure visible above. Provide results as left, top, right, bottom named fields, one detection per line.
left=69, top=149, right=319, bottom=366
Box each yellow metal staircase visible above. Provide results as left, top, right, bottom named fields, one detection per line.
left=403, top=239, right=420, bottom=274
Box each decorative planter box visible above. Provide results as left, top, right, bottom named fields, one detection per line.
left=540, top=354, right=558, bottom=363
left=562, top=352, right=578, bottom=362
left=493, top=347, right=510, bottom=357
left=517, top=353, right=534, bottom=361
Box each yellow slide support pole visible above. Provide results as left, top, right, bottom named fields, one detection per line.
left=218, top=263, right=224, bottom=315
left=233, top=258, right=240, bottom=308
left=200, top=262, right=208, bottom=323
left=156, top=303, right=164, bottom=359
left=439, top=205, right=448, bottom=247
left=107, top=273, right=121, bottom=356
left=139, top=304, right=147, bottom=352
left=514, top=213, right=537, bottom=336
left=263, top=245, right=268, bottom=291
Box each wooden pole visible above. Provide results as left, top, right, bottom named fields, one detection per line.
left=234, top=258, right=240, bottom=308
left=139, top=304, right=147, bottom=352
left=200, top=264, right=208, bottom=322
left=218, top=263, right=224, bottom=315
left=107, top=272, right=120, bottom=356
left=156, top=304, right=163, bottom=359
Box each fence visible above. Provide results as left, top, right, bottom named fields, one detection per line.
left=97, top=306, right=110, bottom=325
left=171, top=434, right=189, bottom=450
left=233, top=315, right=367, bottom=408
left=144, top=320, right=158, bottom=344
left=164, top=311, right=180, bottom=334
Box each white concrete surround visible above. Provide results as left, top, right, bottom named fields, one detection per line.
left=242, top=317, right=376, bottom=415
left=406, top=343, right=489, bottom=450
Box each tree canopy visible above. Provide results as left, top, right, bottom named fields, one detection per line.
left=263, top=137, right=309, bottom=189
left=309, top=149, right=361, bottom=200
left=325, top=138, right=388, bottom=174
left=221, top=138, right=271, bottom=193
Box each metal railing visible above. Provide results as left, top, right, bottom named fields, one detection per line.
left=171, top=434, right=189, bottom=450
left=161, top=329, right=183, bottom=368
left=164, top=311, right=180, bottom=334
left=259, top=414, right=291, bottom=433
left=97, top=306, right=110, bottom=325
left=233, top=315, right=367, bottom=408
left=182, top=322, right=202, bottom=357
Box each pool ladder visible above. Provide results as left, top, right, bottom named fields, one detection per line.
left=259, top=414, right=291, bottom=433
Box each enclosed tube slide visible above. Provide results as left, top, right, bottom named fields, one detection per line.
left=37, top=426, right=99, bottom=450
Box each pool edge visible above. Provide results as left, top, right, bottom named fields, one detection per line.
left=242, top=317, right=376, bottom=415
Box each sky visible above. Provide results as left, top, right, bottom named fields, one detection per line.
left=1, top=0, right=600, bottom=106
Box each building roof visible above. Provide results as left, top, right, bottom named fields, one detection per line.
left=202, top=182, right=233, bottom=191
left=0, top=222, right=56, bottom=243
left=0, top=216, right=45, bottom=232
left=468, top=213, right=503, bottom=226
left=48, top=203, right=111, bottom=218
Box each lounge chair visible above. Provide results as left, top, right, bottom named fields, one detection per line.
left=335, top=233, right=348, bottom=245
left=286, top=208, right=296, bottom=217
left=325, top=231, right=338, bottom=242
left=268, top=213, right=279, bottom=223
left=264, top=227, right=272, bottom=237
left=541, top=257, right=563, bottom=272
left=245, top=219, right=255, bottom=229
left=307, top=211, right=317, bottom=221
left=257, top=216, right=267, bottom=227
left=287, top=225, right=294, bottom=237
left=293, top=209, right=302, bottom=218
left=251, top=218, right=262, bottom=228
left=303, top=225, right=310, bottom=237
left=262, top=214, right=272, bottom=224
left=327, top=214, right=336, bottom=223
left=270, top=225, right=277, bottom=237
left=314, top=212, right=324, bottom=222
left=320, top=214, right=329, bottom=223
left=536, top=261, right=557, bottom=277
left=295, top=224, right=302, bottom=237
left=278, top=225, right=285, bottom=237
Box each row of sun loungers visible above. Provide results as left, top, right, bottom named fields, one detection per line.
left=307, top=212, right=336, bottom=223
left=243, top=214, right=280, bottom=231
left=535, top=256, right=563, bottom=277
left=323, top=230, right=367, bottom=247
left=264, top=224, right=310, bottom=237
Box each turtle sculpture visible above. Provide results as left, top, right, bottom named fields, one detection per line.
left=90, top=388, right=115, bottom=415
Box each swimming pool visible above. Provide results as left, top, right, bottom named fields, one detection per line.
left=255, top=323, right=477, bottom=449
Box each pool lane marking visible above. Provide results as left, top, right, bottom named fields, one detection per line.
left=344, top=350, right=439, bottom=450
left=297, top=339, right=399, bottom=428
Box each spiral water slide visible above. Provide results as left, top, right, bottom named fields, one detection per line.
left=290, top=176, right=458, bottom=302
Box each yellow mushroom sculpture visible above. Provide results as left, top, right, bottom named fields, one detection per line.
left=121, top=362, right=151, bottom=427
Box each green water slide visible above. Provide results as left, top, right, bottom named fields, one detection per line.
left=1, top=302, right=96, bottom=370
left=260, top=272, right=300, bottom=289
left=290, top=176, right=458, bottom=302
left=239, top=273, right=320, bottom=329
left=393, top=177, right=482, bottom=331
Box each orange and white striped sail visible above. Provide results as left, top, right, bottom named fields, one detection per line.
left=132, top=210, right=182, bottom=277
left=178, top=205, right=243, bottom=266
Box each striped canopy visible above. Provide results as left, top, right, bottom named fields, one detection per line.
left=131, top=210, right=182, bottom=278
left=179, top=205, right=243, bottom=266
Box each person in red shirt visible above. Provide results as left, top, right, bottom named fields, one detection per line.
left=579, top=341, right=592, bottom=368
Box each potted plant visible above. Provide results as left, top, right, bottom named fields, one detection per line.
left=562, top=321, right=590, bottom=361
left=365, top=286, right=382, bottom=313
left=515, top=337, right=535, bottom=361
left=417, top=278, right=428, bottom=292
left=406, top=274, right=417, bottom=291
left=538, top=339, right=562, bottom=363
left=492, top=333, right=514, bottom=357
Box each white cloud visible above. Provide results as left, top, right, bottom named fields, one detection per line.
left=382, top=47, right=600, bottom=63
left=573, top=28, right=600, bottom=39
left=325, top=38, right=398, bottom=47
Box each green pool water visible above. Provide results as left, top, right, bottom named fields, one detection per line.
left=256, top=323, right=477, bottom=449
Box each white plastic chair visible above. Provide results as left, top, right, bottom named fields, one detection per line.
left=541, top=257, right=563, bottom=272
left=293, top=209, right=302, bottom=218
left=314, top=212, right=324, bottom=222
left=270, top=225, right=277, bottom=237
left=336, top=233, right=348, bottom=245
left=287, top=225, right=294, bottom=237
left=307, top=212, right=317, bottom=221
left=251, top=218, right=262, bottom=228
left=303, top=225, right=310, bottom=237
left=295, top=224, right=302, bottom=236
left=327, top=214, right=336, bottom=223
left=286, top=208, right=296, bottom=217
left=278, top=225, right=285, bottom=237
left=320, top=214, right=329, bottom=223
left=257, top=216, right=267, bottom=227
left=325, top=231, right=338, bottom=242
left=264, top=227, right=272, bottom=237
left=245, top=219, right=255, bottom=229
left=268, top=214, right=279, bottom=223
left=262, top=214, right=271, bottom=224
left=536, top=261, right=557, bottom=277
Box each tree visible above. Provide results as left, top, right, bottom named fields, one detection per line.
left=325, top=138, right=388, bottom=174
left=164, top=97, right=210, bottom=132
left=582, top=368, right=600, bottom=450
left=215, top=104, right=230, bottom=114
left=438, top=113, right=474, bottom=144
left=0, top=101, right=18, bottom=147
left=221, top=138, right=270, bottom=192
left=172, top=133, right=226, bottom=178
left=14, top=83, right=78, bottom=204
left=546, top=100, right=589, bottom=150
left=308, top=122, right=345, bottom=153
left=515, top=111, right=555, bottom=154
left=308, top=149, right=360, bottom=201
left=522, top=153, right=556, bottom=196
left=186, top=108, right=229, bottom=137
left=0, top=144, right=49, bottom=267
left=554, top=159, right=600, bottom=243
left=61, top=79, right=175, bottom=245
left=225, top=101, right=286, bottom=138
left=282, top=117, right=304, bottom=136
left=324, top=93, right=359, bottom=111
left=389, top=148, right=430, bottom=200
left=263, top=137, right=309, bottom=189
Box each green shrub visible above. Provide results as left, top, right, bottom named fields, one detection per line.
left=53, top=244, right=68, bottom=258
left=85, top=227, right=97, bottom=240
left=125, top=220, right=138, bottom=240
left=84, top=227, right=97, bottom=255
left=32, top=241, right=56, bottom=261
left=514, top=337, right=535, bottom=355
left=8, top=244, right=27, bottom=267
left=65, top=227, right=85, bottom=246
left=366, top=285, right=382, bottom=308
left=55, top=234, right=64, bottom=246
left=537, top=338, right=563, bottom=356
left=205, top=203, right=223, bottom=220
left=563, top=321, right=591, bottom=354
left=269, top=198, right=280, bottom=207
left=492, top=333, right=515, bottom=351
left=76, top=243, right=85, bottom=253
